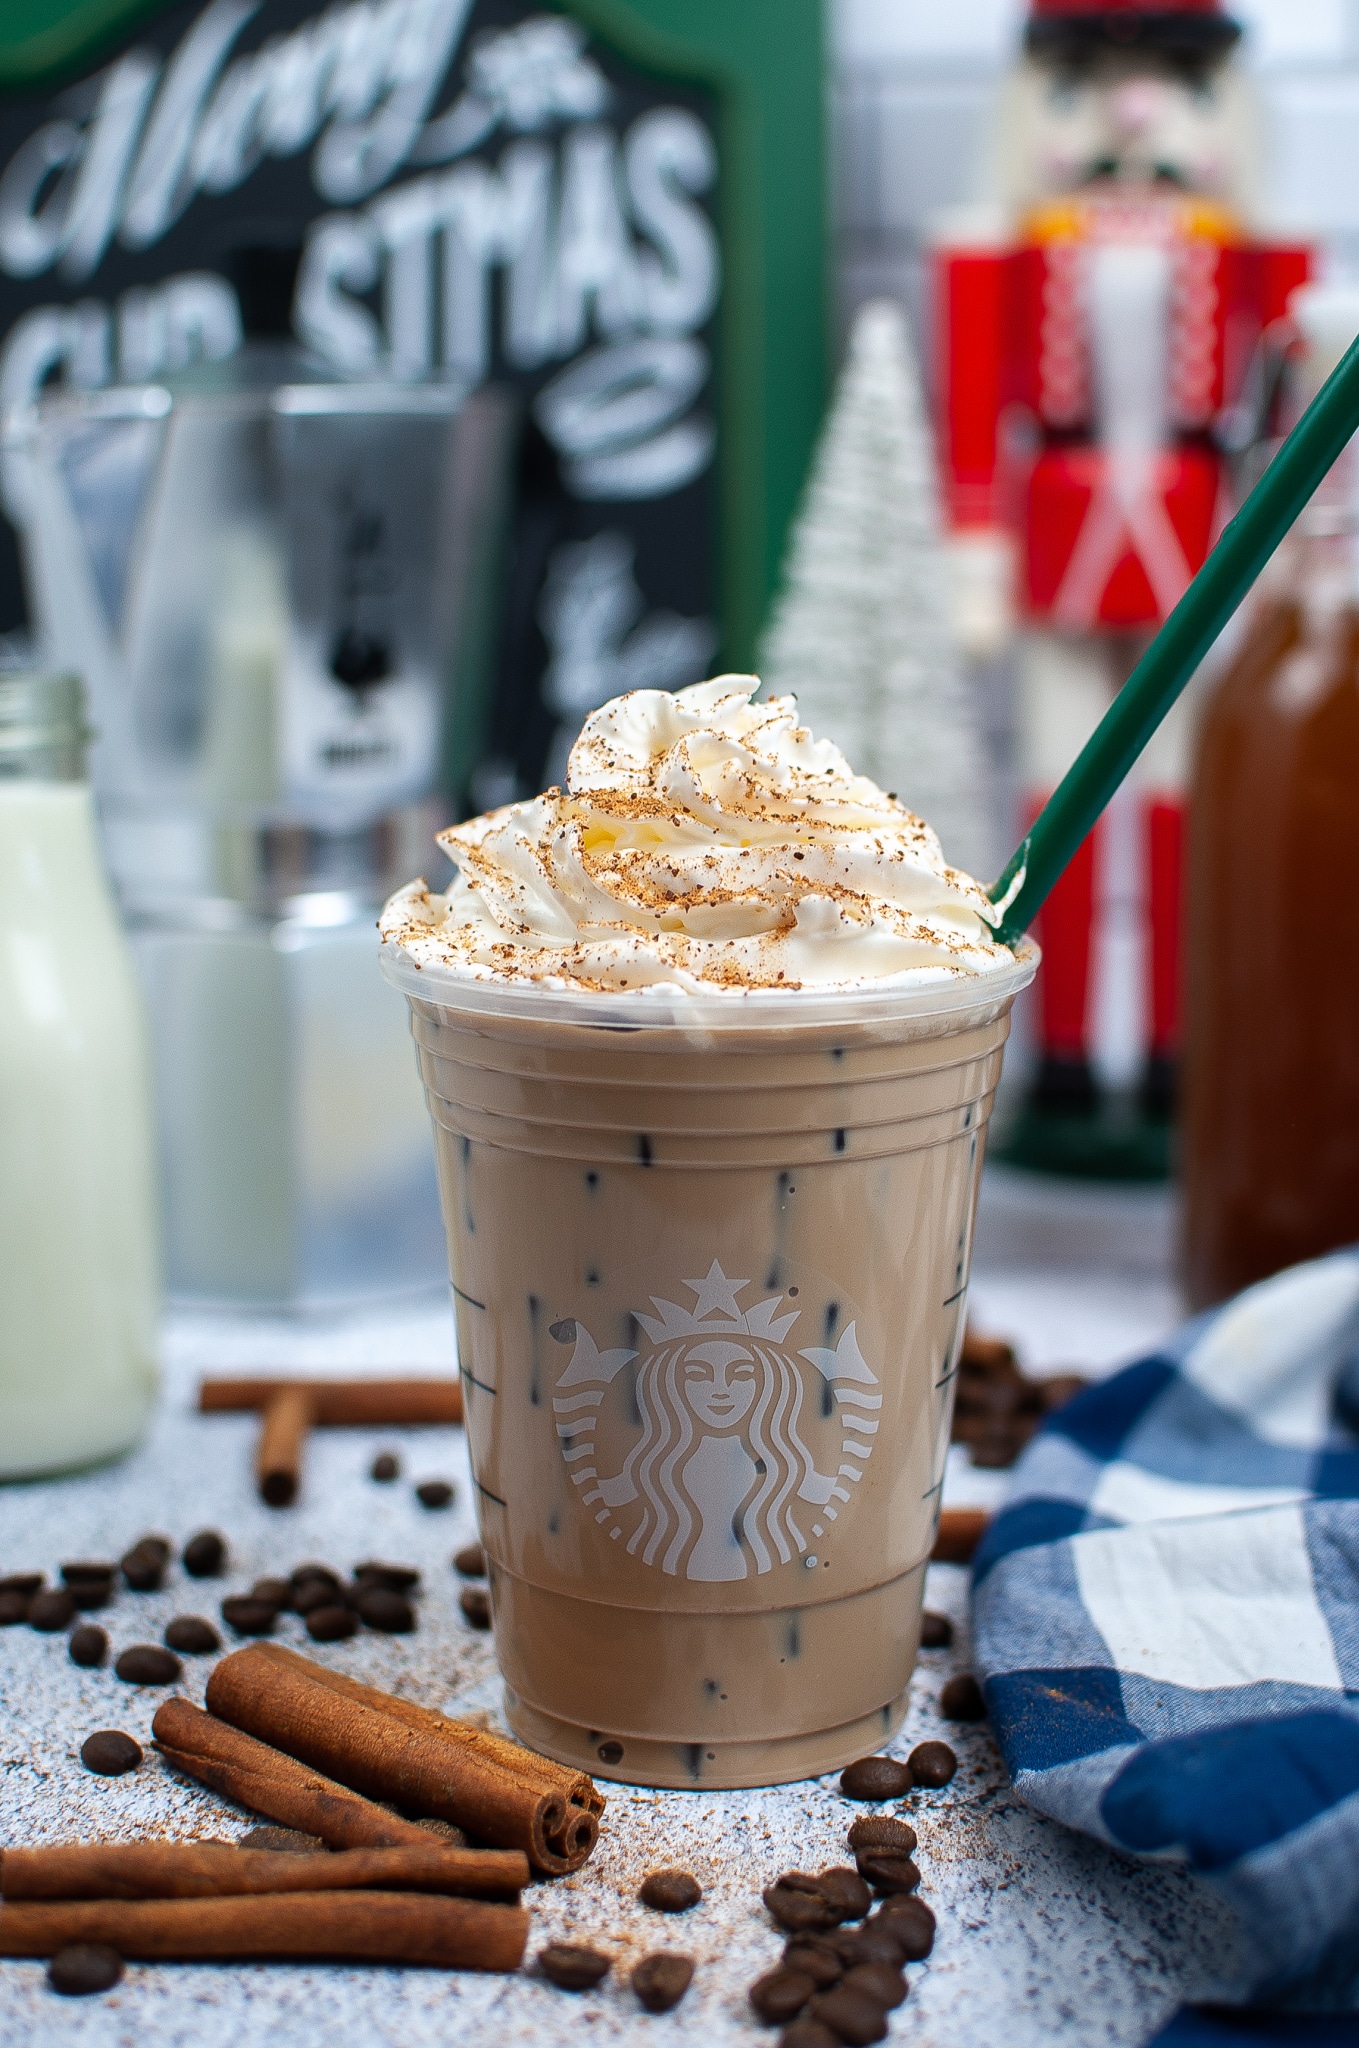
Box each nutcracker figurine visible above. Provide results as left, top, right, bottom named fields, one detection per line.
left=932, top=0, right=1310, bottom=1173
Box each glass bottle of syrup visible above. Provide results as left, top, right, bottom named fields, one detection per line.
left=1182, top=288, right=1359, bottom=1307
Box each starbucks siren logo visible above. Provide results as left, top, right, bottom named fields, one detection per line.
left=550, top=1261, right=880, bottom=1581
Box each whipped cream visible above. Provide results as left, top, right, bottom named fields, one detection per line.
left=380, top=677, right=1014, bottom=993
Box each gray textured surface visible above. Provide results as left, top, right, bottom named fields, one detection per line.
left=0, top=1276, right=1240, bottom=2047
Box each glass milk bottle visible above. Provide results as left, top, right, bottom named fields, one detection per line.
left=0, top=669, right=160, bottom=1475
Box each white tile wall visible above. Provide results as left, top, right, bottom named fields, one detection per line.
left=833, top=0, right=1359, bottom=68
left=833, top=0, right=1025, bottom=65
left=831, top=0, right=1359, bottom=325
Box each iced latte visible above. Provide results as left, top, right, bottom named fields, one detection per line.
left=381, top=679, right=1032, bottom=1787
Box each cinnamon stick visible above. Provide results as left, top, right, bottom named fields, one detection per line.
left=199, top=1378, right=463, bottom=1425
left=931, top=1508, right=990, bottom=1565
left=256, top=1644, right=604, bottom=1823
left=0, top=1842, right=527, bottom=1902
left=257, top=1387, right=314, bottom=1507
left=152, top=1697, right=448, bottom=1851
left=0, top=1892, right=528, bottom=1969
left=206, top=1646, right=599, bottom=1876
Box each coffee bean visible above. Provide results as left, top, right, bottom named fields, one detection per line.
left=415, top=1480, right=454, bottom=1510
left=220, top=1597, right=277, bottom=1637
left=832, top=1925, right=907, bottom=1971
left=538, top=1942, right=610, bottom=1991
left=80, top=1730, right=142, bottom=1776
left=291, top=1562, right=341, bottom=1591
left=61, top=1563, right=116, bottom=1608
left=789, top=1872, right=842, bottom=1898
left=838, top=1756, right=912, bottom=1801
left=164, top=1616, right=220, bottom=1655
left=115, top=1644, right=181, bottom=1685
left=293, top=1580, right=339, bottom=1616
left=809, top=1985, right=888, bottom=2045
left=815, top=1868, right=871, bottom=1921
left=872, top=1894, right=935, bottom=1960
left=908, top=1739, right=957, bottom=1787
left=749, top=1967, right=815, bottom=2022
left=940, top=1673, right=986, bottom=1722
left=370, top=1452, right=400, bottom=1482
left=453, top=1542, right=487, bottom=1578
left=971, top=1372, right=1033, bottom=1418
left=182, top=1531, right=226, bottom=1578
left=953, top=1335, right=1051, bottom=1470
left=763, top=1882, right=838, bottom=1935
left=855, top=1851, right=920, bottom=1895
left=779, top=2021, right=840, bottom=2048
left=250, top=1577, right=294, bottom=1611
left=459, top=1587, right=491, bottom=1629
left=0, top=1572, right=42, bottom=1596
left=632, top=1952, right=694, bottom=2012
left=69, top=1625, right=108, bottom=1667
left=639, top=1868, right=701, bottom=1913
left=846, top=1816, right=916, bottom=1857
left=919, top=1610, right=953, bottom=1649
left=121, top=1537, right=170, bottom=1592
left=239, top=1825, right=328, bottom=1853
left=28, top=1589, right=75, bottom=1631
left=971, top=1431, right=1026, bottom=1469
left=783, top=1941, right=843, bottom=1988
left=307, top=1604, right=358, bottom=1642
left=0, top=1590, right=30, bottom=1625
left=48, top=1944, right=124, bottom=1996
left=352, top=1561, right=420, bottom=1592
left=961, top=1328, right=1016, bottom=1371
left=356, top=1588, right=415, bottom=1633
left=841, top=1962, right=907, bottom=2011
left=120, top=1552, right=164, bottom=1593
left=69, top=1582, right=113, bottom=1611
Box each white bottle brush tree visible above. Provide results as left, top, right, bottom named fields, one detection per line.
left=762, top=300, right=989, bottom=878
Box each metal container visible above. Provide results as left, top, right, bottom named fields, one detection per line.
left=5, top=368, right=513, bottom=1308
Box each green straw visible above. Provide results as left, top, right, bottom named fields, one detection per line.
left=988, top=329, right=1359, bottom=943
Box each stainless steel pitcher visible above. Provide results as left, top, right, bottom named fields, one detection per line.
left=5, top=365, right=513, bottom=1309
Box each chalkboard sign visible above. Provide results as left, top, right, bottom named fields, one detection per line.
left=0, top=0, right=825, bottom=804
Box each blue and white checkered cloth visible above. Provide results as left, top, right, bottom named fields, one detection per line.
left=972, top=1251, right=1359, bottom=2010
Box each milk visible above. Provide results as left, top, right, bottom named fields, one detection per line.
left=0, top=782, right=159, bottom=1476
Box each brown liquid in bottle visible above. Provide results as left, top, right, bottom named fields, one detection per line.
left=1182, top=578, right=1359, bottom=1308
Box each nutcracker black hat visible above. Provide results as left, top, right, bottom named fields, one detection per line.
left=1027, top=0, right=1241, bottom=59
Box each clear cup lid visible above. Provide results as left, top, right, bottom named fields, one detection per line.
left=379, top=935, right=1039, bottom=1037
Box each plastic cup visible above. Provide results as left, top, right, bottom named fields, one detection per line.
left=382, top=947, right=1036, bottom=1788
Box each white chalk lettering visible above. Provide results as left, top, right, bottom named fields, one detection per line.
left=553, top=124, right=640, bottom=355
left=0, top=0, right=487, bottom=282
left=0, top=271, right=241, bottom=419
left=121, top=0, right=261, bottom=250
left=626, top=109, right=718, bottom=334
left=0, top=0, right=722, bottom=502
left=293, top=213, right=384, bottom=371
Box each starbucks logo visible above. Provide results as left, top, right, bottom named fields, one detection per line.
left=550, top=1261, right=880, bottom=1582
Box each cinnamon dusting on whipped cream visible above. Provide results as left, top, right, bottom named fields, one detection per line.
left=379, top=677, right=1013, bottom=993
